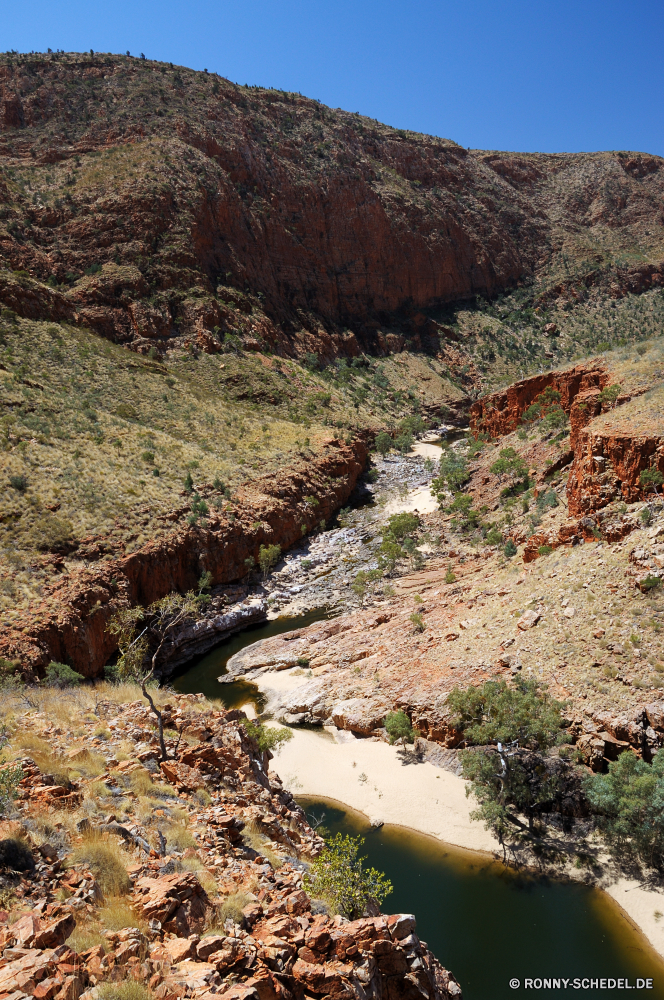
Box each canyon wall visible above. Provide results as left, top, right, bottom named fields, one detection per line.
left=0, top=55, right=663, bottom=354
left=0, top=438, right=367, bottom=678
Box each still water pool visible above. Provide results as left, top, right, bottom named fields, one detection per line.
left=299, top=797, right=664, bottom=1000
left=173, top=615, right=664, bottom=1000
left=172, top=608, right=332, bottom=709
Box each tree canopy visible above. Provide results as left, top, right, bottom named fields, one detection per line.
left=585, top=749, right=664, bottom=870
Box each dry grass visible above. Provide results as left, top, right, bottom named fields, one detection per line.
left=241, top=820, right=283, bottom=869
left=213, top=891, right=252, bottom=928
left=71, top=833, right=132, bottom=896
left=179, top=856, right=218, bottom=897
left=97, top=983, right=152, bottom=1000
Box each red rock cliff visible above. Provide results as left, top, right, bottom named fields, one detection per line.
left=0, top=439, right=367, bottom=678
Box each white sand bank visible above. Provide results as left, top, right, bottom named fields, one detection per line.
left=383, top=486, right=438, bottom=516
left=271, top=726, right=497, bottom=853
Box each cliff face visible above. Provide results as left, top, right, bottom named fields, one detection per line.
left=566, top=387, right=664, bottom=517
left=0, top=438, right=367, bottom=678
left=469, top=360, right=610, bottom=440
left=1, top=54, right=663, bottom=355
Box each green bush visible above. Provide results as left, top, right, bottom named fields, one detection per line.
left=431, top=451, right=469, bottom=501
left=537, top=545, right=553, bottom=556
left=45, top=662, right=85, bottom=687
left=242, top=719, right=293, bottom=753
left=258, top=543, right=281, bottom=579
left=585, top=748, right=664, bottom=870
left=304, top=833, right=392, bottom=918
left=485, top=527, right=503, bottom=546
left=376, top=431, right=392, bottom=455
left=409, top=612, right=425, bottom=633
left=504, top=538, right=518, bottom=558
left=452, top=678, right=569, bottom=838
left=385, top=710, right=415, bottom=744
left=8, top=474, right=27, bottom=492
left=640, top=468, right=663, bottom=494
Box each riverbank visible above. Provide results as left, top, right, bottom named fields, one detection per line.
left=268, top=724, right=664, bottom=964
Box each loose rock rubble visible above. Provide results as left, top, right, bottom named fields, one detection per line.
left=0, top=692, right=461, bottom=1000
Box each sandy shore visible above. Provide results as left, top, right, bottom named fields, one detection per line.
left=269, top=724, right=664, bottom=962
left=272, top=726, right=497, bottom=852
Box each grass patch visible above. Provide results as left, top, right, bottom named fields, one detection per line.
left=71, top=833, right=132, bottom=896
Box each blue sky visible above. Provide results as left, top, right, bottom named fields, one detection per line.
left=4, top=0, right=663, bottom=155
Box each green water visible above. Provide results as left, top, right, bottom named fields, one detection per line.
left=172, top=608, right=333, bottom=709
left=300, top=797, right=664, bottom=1000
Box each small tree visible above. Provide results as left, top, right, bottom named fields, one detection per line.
left=598, top=384, right=621, bottom=409
left=450, top=678, right=569, bottom=839
left=44, top=662, right=85, bottom=688
left=490, top=447, right=528, bottom=484
left=409, top=611, right=425, bottom=632
left=242, top=719, right=293, bottom=754
left=640, top=468, right=663, bottom=496
left=304, top=833, right=392, bottom=918
left=385, top=710, right=415, bottom=744
left=431, top=451, right=469, bottom=504
left=258, top=543, right=281, bottom=580
left=376, top=431, right=392, bottom=456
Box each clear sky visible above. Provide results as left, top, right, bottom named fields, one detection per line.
left=4, top=0, right=663, bottom=156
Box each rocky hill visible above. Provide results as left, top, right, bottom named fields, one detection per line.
left=0, top=685, right=462, bottom=1000
left=1, top=51, right=663, bottom=364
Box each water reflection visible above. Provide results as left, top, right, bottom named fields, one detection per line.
left=172, top=608, right=332, bottom=710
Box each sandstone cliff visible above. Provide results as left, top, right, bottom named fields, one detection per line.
left=0, top=53, right=663, bottom=356
left=0, top=439, right=367, bottom=679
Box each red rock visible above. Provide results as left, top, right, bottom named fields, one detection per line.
left=34, top=914, right=76, bottom=950
left=133, top=872, right=211, bottom=935
left=196, top=935, right=226, bottom=961
left=163, top=936, right=198, bottom=963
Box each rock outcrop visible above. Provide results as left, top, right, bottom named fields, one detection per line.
left=0, top=438, right=367, bottom=678
left=0, top=692, right=462, bottom=1000
left=469, top=360, right=610, bottom=440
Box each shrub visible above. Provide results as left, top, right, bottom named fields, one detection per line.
left=258, top=543, right=281, bottom=579
left=8, top=474, right=27, bottom=492
left=383, top=512, right=420, bottom=541
left=490, top=447, right=528, bottom=483
left=217, top=891, right=251, bottom=925
left=375, top=431, right=392, bottom=456
left=394, top=432, right=413, bottom=454
left=431, top=451, right=469, bottom=501
left=485, top=527, right=503, bottom=546
left=304, top=833, right=392, bottom=918
left=585, top=748, right=664, bottom=870
left=537, top=545, right=553, bottom=556
left=242, top=719, right=293, bottom=753
left=504, top=538, right=518, bottom=558
left=45, top=662, right=84, bottom=688
left=640, top=469, right=663, bottom=495
left=385, top=710, right=415, bottom=745
left=598, top=384, right=621, bottom=408
left=296, top=656, right=310, bottom=667
left=409, top=612, right=425, bottom=633
left=445, top=567, right=456, bottom=583
left=452, top=678, right=569, bottom=838
left=98, top=983, right=151, bottom=1000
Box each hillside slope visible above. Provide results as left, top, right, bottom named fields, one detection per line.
left=1, top=52, right=663, bottom=361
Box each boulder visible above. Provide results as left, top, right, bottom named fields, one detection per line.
left=133, top=872, right=212, bottom=935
